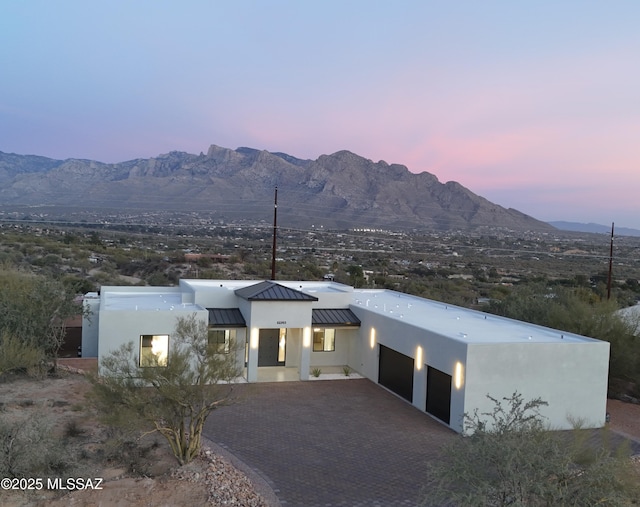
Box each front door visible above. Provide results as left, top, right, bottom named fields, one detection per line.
left=258, top=329, right=280, bottom=366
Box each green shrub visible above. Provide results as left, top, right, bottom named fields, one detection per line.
left=0, top=332, right=45, bottom=376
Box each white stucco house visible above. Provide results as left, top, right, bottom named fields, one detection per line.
left=83, top=279, right=610, bottom=433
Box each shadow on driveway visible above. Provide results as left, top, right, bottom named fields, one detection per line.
left=203, top=378, right=455, bottom=507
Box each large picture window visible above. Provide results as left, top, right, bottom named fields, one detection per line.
left=208, top=329, right=236, bottom=354
left=313, top=328, right=335, bottom=352
left=139, top=334, right=169, bottom=367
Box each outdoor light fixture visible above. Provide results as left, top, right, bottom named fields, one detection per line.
left=370, top=328, right=376, bottom=349
left=416, top=346, right=423, bottom=370
left=250, top=328, right=259, bottom=350
left=454, top=361, right=464, bottom=389
left=278, top=329, right=286, bottom=362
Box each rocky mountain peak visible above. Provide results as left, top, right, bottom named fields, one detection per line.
left=0, top=146, right=554, bottom=232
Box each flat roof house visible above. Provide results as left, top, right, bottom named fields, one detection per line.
left=83, top=279, right=610, bottom=433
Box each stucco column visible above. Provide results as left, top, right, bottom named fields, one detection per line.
left=246, top=327, right=259, bottom=382
left=413, top=345, right=427, bottom=411
left=299, top=326, right=311, bottom=380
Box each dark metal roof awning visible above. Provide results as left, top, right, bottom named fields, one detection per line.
left=207, top=308, right=246, bottom=328
left=235, top=281, right=318, bottom=302
left=312, top=309, right=361, bottom=327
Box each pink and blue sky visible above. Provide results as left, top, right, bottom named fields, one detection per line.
left=1, top=1, right=639, bottom=228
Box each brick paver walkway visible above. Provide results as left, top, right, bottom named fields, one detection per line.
left=203, top=379, right=455, bottom=507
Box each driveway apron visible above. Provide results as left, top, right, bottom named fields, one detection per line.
left=203, top=379, right=455, bottom=507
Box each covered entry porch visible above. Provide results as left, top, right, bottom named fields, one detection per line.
left=231, top=281, right=361, bottom=382
left=248, top=317, right=361, bottom=382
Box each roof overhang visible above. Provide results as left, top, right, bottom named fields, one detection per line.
left=207, top=308, right=246, bottom=328
left=235, top=281, right=318, bottom=302
left=312, top=309, right=361, bottom=327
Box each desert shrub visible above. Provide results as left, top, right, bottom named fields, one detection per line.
left=0, top=268, right=78, bottom=369
left=100, top=427, right=160, bottom=476
left=0, top=412, right=75, bottom=478
left=424, top=392, right=640, bottom=506
left=63, top=419, right=86, bottom=438
left=0, top=332, right=45, bottom=376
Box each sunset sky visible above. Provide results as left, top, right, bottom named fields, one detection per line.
left=2, top=1, right=639, bottom=228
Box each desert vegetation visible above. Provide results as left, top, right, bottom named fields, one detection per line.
left=2, top=218, right=639, bottom=396
left=1, top=217, right=640, bottom=502
left=90, top=315, right=242, bottom=465
left=424, top=392, right=640, bottom=506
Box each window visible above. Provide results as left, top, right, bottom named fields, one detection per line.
left=313, top=328, right=335, bottom=352
left=208, top=329, right=235, bottom=354
left=140, top=334, right=169, bottom=367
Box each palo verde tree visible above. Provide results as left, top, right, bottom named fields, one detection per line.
left=91, top=314, right=242, bottom=465
left=424, top=392, right=640, bottom=506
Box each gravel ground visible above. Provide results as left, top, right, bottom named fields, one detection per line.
left=171, top=446, right=275, bottom=507
left=607, top=398, right=640, bottom=444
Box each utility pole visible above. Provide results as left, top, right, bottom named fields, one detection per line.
left=607, top=222, right=614, bottom=300
left=271, top=186, right=278, bottom=280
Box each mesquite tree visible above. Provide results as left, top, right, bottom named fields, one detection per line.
left=91, top=314, right=242, bottom=465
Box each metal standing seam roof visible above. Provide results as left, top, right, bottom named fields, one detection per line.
left=235, top=281, right=319, bottom=301
left=312, top=309, right=361, bottom=327
left=207, top=308, right=247, bottom=327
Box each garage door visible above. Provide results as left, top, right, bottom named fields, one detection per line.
left=378, top=344, right=414, bottom=402
left=426, top=366, right=451, bottom=424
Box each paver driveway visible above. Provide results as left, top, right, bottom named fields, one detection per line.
left=203, top=378, right=455, bottom=507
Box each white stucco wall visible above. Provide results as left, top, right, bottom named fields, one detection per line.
left=246, top=301, right=313, bottom=329
left=464, top=340, right=610, bottom=432
left=88, top=282, right=611, bottom=435
left=309, top=328, right=357, bottom=367
left=285, top=328, right=301, bottom=368
left=98, top=307, right=209, bottom=369
left=351, top=306, right=468, bottom=430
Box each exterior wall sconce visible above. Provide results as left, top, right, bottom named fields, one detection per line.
left=454, top=361, right=464, bottom=389
left=416, top=346, right=423, bottom=370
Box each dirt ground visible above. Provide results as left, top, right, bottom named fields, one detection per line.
left=0, top=365, right=272, bottom=507
left=1, top=362, right=639, bottom=507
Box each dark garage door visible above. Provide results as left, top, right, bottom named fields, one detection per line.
left=426, top=366, right=452, bottom=424
left=378, top=344, right=414, bottom=402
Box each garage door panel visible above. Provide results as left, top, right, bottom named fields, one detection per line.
left=426, top=366, right=451, bottom=424
left=378, top=344, right=414, bottom=402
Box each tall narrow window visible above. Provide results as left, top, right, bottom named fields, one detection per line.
left=313, top=328, right=335, bottom=352
left=140, top=334, right=169, bottom=367
left=208, top=329, right=235, bottom=354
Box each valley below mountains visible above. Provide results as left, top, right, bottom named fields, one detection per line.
left=0, top=145, right=553, bottom=232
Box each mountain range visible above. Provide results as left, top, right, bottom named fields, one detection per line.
left=0, top=145, right=555, bottom=232
left=548, top=221, right=640, bottom=237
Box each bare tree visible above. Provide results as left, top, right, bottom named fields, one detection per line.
left=91, top=314, right=242, bottom=465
